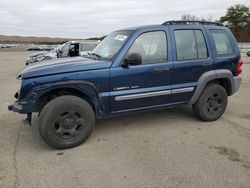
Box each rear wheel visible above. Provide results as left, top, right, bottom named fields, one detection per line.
left=192, top=84, right=228, bottom=121
left=38, top=95, right=95, bottom=149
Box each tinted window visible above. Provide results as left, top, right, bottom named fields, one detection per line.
left=211, top=30, right=233, bottom=56
left=174, top=30, right=208, bottom=60
left=126, top=31, right=167, bottom=64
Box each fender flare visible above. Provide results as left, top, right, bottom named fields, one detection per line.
left=189, top=69, right=234, bottom=104
left=27, top=80, right=106, bottom=117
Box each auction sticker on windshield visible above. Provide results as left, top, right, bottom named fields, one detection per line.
left=115, top=35, right=128, bottom=41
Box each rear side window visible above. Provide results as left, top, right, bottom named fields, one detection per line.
left=211, top=30, right=233, bottom=56
left=174, top=30, right=208, bottom=61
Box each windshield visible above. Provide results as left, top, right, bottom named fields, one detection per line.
left=91, top=31, right=131, bottom=60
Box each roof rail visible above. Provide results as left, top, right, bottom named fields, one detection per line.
left=162, top=20, right=224, bottom=26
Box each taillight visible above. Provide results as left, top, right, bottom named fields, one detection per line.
left=237, top=58, right=243, bottom=75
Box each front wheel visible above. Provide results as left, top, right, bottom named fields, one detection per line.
left=192, top=84, right=228, bottom=121
left=38, top=95, right=95, bottom=149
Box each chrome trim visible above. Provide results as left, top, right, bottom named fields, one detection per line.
left=115, top=87, right=194, bottom=101
left=115, top=90, right=171, bottom=101
left=172, top=87, right=194, bottom=94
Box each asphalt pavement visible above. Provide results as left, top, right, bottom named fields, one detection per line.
left=0, top=51, right=250, bottom=188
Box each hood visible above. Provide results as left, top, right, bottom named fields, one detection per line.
left=20, top=56, right=112, bottom=79
left=27, top=51, right=56, bottom=62
left=28, top=51, right=54, bottom=58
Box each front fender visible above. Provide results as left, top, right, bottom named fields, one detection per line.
left=20, top=80, right=107, bottom=117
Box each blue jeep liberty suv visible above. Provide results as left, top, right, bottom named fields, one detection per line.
left=9, top=21, right=243, bottom=149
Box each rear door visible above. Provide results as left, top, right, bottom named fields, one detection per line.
left=169, top=25, right=213, bottom=103
left=109, top=30, right=173, bottom=113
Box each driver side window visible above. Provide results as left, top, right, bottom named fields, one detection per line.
left=126, top=31, right=167, bottom=65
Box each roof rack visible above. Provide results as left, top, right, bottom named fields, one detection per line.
left=162, top=20, right=224, bottom=26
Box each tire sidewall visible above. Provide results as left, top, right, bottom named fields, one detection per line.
left=39, top=96, right=95, bottom=149
left=195, top=84, right=228, bottom=121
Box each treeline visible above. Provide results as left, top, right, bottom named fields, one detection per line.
left=220, top=4, right=250, bottom=42
left=0, top=35, right=71, bottom=45
left=87, top=36, right=107, bottom=41
left=182, top=4, right=250, bottom=42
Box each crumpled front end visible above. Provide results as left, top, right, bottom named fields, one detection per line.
left=8, top=90, right=31, bottom=114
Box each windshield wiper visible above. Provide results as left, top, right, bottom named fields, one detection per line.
left=87, top=52, right=101, bottom=59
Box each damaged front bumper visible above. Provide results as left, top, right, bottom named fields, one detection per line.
left=8, top=91, right=30, bottom=114
left=8, top=100, right=31, bottom=114
left=8, top=101, right=32, bottom=126
left=8, top=101, right=23, bottom=112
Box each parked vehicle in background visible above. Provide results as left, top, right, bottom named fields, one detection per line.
left=0, top=44, right=20, bottom=48
left=9, top=20, right=243, bottom=149
left=27, top=45, right=58, bottom=51
left=26, top=40, right=99, bottom=65
left=247, top=49, right=250, bottom=57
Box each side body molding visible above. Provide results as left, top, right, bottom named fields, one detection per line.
left=189, top=69, right=235, bottom=104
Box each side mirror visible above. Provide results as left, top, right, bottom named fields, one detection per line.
left=56, top=50, right=62, bottom=58
left=57, top=49, right=62, bottom=54
left=123, top=53, right=142, bottom=67
left=247, top=51, right=250, bottom=57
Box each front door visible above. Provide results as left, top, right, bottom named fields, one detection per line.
left=110, top=30, right=173, bottom=113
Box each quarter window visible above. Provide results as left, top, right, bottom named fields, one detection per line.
left=211, top=30, right=233, bottom=56
left=174, top=30, right=208, bottom=61
left=126, top=31, right=167, bottom=64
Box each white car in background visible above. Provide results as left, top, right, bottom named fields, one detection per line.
left=26, top=40, right=99, bottom=65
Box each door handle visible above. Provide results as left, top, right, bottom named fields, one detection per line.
left=154, top=67, right=169, bottom=73
left=202, top=62, right=212, bottom=67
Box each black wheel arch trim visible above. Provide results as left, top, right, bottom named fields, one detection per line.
left=190, top=69, right=239, bottom=104
left=26, top=80, right=106, bottom=117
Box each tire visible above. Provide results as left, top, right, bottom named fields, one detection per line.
left=38, top=95, right=95, bottom=149
left=192, top=84, right=228, bottom=122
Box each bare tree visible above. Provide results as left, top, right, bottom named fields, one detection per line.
left=181, top=14, right=214, bottom=22
left=181, top=14, right=201, bottom=21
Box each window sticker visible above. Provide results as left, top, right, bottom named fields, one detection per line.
left=115, top=35, right=128, bottom=41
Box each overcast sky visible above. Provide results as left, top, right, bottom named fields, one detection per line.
left=0, top=0, right=249, bottom=38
